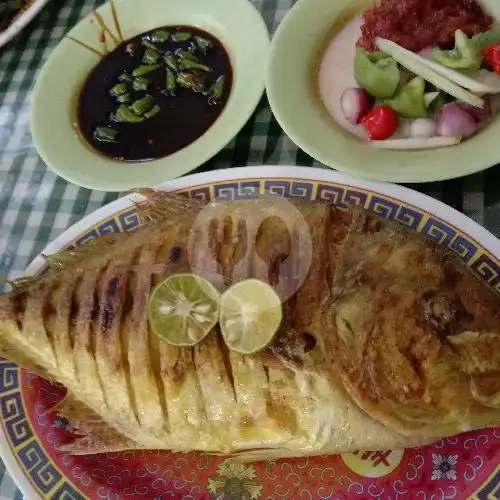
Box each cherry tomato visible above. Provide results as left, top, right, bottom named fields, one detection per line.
left=483, top=43, right=500, bottom=74
left=361, top=105, right=399, bottom=140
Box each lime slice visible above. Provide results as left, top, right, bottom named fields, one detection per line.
left=219, top=279, right=283, bottom=355
left=148, top=273, right=220, bottom=347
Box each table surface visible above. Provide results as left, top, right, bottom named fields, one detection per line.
left=1, top=0, right=500, bottom=497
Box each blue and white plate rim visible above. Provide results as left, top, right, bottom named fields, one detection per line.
left=1, top=165, right=500, bottom=499
left=0, top=0, right=51, bottom=49
left=25, top=166, right=500, bottom=276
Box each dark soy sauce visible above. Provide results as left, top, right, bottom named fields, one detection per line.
left=77, top=26, right=232, bottom=162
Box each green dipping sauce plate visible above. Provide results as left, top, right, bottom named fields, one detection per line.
left=30, top=0, right=269, bottom=191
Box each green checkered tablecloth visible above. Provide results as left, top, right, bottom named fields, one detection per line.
left=1, top=0, right=500, bottom=497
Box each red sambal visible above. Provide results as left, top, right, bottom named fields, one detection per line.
left=358, top=0, right=493, bottom=53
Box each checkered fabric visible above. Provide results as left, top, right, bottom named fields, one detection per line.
left=0, top=0, right=499, bottom=497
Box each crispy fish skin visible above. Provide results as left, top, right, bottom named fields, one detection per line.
left=0, top=193, right=499, bottom=458
left=324, top=209, right=500, bottom=438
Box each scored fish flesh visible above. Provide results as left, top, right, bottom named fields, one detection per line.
left=0, top=190, right=498, bottom=459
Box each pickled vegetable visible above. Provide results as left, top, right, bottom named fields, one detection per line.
left=382, top=77, right=428, bottom=118
left=433, top=30, right=481, bottom=70
left=130, top=96, right=154, bottom=116
left=93, top=126, right=119, bottom=143
left=77, top=25, right=231, bottom=162
left=171, top=32, right=191, bottom=42
left=472, top=27, right=500, bottom=51
left=195, top=36, right=212, bottom=54
left=177, top=72, right=207, bottom=93
left=163, top=52, right=179, bottom=72
left=354, top=48, right=399, bottom=98
left=144, top=105, right=161, bottom=119
left=150, top=29, right=169, bottom=42
left=110, top=82, right=127, bottom=96
left=142, top=47, right=160, bottom=64
left=114, top=105, right=144, bottom=123
left=165, top=69, right=176, bottom=95
left=179, top=58, right=211, bottom=72
left=116, top=93, right=131, bottom=104
left=132, top=77, right=149, bottom=92
left=208, top=75, right=225, bottom=104
left=132, top=64, right=160, bottom=77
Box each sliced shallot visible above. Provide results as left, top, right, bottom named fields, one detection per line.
left=437, top=103, right=477, bottom=137
left=459, top=95, right=492, bottom=123
left=340, top=87, right=371, bottom=124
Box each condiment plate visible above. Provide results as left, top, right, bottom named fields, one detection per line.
left=0, top=0, right=50, bottom=49
left=30, top=0, right=269, bottom=191
left=266, top=0, right=500, bottom=183
left=1, top=166, right=500, bottom=499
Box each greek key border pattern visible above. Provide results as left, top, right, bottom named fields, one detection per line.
left=1, top=178, right=499, bottom=498
left=70, top=179, right=498, bottom=292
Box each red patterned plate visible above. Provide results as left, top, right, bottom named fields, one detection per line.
left=1, top=167, right=499, bottom=499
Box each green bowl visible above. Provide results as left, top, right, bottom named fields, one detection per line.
left=30, top=0, right=269, bottom=191
left=266, top=0, right=500, bottom=183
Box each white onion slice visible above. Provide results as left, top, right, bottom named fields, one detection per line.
left=340, top=87, right=371, bottom=125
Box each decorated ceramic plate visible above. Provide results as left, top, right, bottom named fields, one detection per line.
left=1, top=166, right=500, bottom=499
left=30, top=0, right=269, bottom=191
left=0, top=0, right=50, bottom=49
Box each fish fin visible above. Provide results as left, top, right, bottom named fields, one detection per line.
left=2, top=276, right=39, bottom=295
left=55, top=393, right=139, bottom=454
left=42, top=234, right=120, bottom=272
left=3, top=235, right=122, bottom=295
left=5, top=191, right=206, bottom=287
left=59, top=426, right=139, bottom=455
left=4, top=191, right=202, bottom=293
left=0, top=343, right=52, bottom=380
left=133, top=189, right=205, bottom=222
left=56, top=392, right=103, bottom=421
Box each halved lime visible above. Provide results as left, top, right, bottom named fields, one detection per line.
left=148, top=273, right=220, bottom=347
left=219, top=279, right=283, bottom=354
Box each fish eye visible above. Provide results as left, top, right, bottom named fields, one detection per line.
left=301, top=333, right=317, bottom=352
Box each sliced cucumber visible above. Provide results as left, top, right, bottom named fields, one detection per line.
left=370, top=136, right=462, bottom=150
left=460, top=69, right=500, bottom=93
left=375, top=38, right=485, bottom=107
left=424, top=91, right=440, bottom=107
left=419, top=58, right=500, bottom=94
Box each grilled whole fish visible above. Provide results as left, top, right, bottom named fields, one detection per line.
left=0, top=191, right=499, bottom=459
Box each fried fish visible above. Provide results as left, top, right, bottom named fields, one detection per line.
left=0, top=190, right=499, bottom=459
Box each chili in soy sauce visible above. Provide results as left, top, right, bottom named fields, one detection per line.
left=77, top=26, right=232, bottom=162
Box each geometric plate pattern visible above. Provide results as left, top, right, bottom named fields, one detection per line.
left=1, top=178, right=498, bottom=499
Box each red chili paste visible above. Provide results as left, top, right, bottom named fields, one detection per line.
left=358, top=0, right=493, bottom=53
